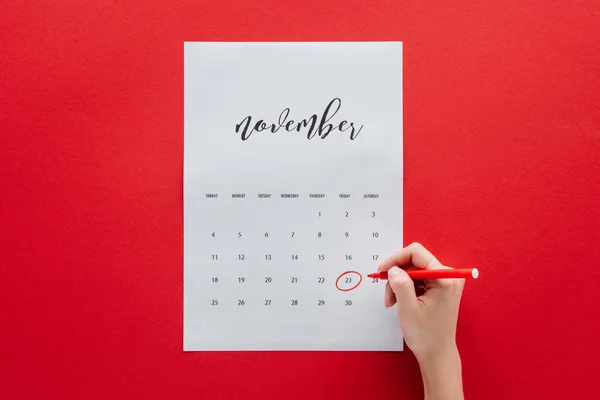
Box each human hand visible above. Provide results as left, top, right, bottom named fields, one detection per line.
left=378, top=242, right=465, bottom=400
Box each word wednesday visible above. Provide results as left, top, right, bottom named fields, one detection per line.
left=235, top=98, right=364, bottom=141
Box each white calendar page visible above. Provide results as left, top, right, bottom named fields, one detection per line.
left=184, top=42, right=403, bottom=351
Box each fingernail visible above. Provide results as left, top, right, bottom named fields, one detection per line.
left=388, top=266, right=401, bottom=277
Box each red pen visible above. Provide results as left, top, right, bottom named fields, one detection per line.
left=368, top=268, right=479, bottom=280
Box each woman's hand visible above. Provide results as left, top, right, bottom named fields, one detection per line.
left=379, top=242, right=465, bottom=400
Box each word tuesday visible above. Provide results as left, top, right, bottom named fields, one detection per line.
left=234, top=98, right=364, bottom=141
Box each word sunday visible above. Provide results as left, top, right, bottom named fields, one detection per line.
left=234, top=98, right=364, bottom=141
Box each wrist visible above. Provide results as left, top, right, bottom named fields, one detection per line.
left=417, top=345, right=464, bottom=400
left=416, top=343, right=460, bottom=369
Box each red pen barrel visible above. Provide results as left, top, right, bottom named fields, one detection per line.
left=370, top=268, right=478, bottom=280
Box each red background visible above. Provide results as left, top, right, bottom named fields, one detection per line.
left=1, top=1, right=599, bottom=399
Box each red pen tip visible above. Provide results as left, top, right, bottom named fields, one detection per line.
left=367, top=272, right=379, bottom=278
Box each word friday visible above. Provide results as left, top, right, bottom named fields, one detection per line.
left=235, top=98, right=364, bottom=141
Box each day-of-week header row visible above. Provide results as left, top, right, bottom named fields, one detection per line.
left=204, top=193, right=380, bottom=199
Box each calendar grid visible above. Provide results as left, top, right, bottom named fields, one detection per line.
left=191, top=192, right=393, bottom=309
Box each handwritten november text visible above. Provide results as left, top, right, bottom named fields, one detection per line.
left=235, top=98, right=364, bottom=141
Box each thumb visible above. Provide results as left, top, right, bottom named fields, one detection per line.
left=387, top=266, right=419, bottom=320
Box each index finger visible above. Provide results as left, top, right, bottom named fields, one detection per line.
left=378, top=242, right=446, bottom=272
